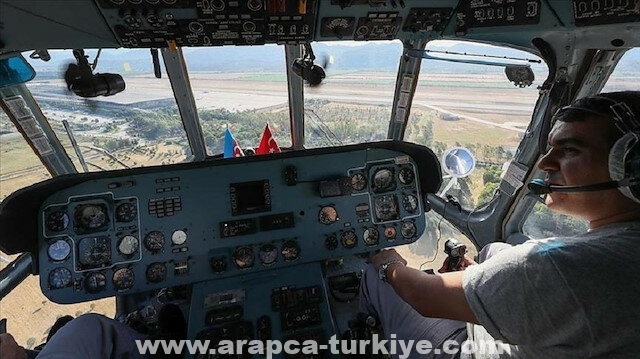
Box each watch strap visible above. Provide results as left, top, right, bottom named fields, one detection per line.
left=378, top=259, right=405, bottom=282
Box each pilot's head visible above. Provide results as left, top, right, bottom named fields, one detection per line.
left=538, top=91, right=640, bottom=226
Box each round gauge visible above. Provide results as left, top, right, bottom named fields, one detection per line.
left=210, top=256, right=227, bottom=274
left=145, top=231, right=165, bottom=253
left=281, top=240, right=300, bottom=261
left=117, top=235, right=139, bottom=256
left=233, top=246, right=255, bottom=269
left=341, top=230, right=357, bottom=249
left=398, top=167, right=415, bottom=185
left=84, top=272, right=107, bottom=293
left=324, top=235, right=338, bottom=250
left=113, top=268, right=135, bottom=290
left=372, top=168, right=395, bottom=192
left=318, top=206, right=339, bottom=225
left=350, top=173, right=367, bottom=191
left=363, top=227, right=379, bottom=246
left=247, top=0, right=262, bottom=11
left=77, top=236, right=111, bottom=268
left=48, top=239, right=71, bottom=261
left=75, top=204, right=109, bottom=230
left=46, top=210, right=69, bottom=232
left=402, top=194, right=419, bottom=213
left=211, top=0, right=225, bottom=11
left=259, top=244, right=278, bottom=265
left=374, top=195, right=399, bottom=222
left=115, top=202, right=137, bottom=222
left=48, top=268, right=72, bottom=289
left=384, top=226, right=397, bottom=240
left=146, top=262, right=167, bottom=283
left=401, top=221, right=417, bottom=239
left=171, top=230, right=187, bottom=246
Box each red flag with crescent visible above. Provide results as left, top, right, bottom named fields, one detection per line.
left=256, top=124, right=281, bottom=155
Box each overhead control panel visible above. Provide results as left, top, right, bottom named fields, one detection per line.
left=95, top=0, right=318, bottom=47
left=572, top=0, right=640, bottom=27
left=2, top=1, right=640, bottom=53
left=455, top=0, right=541, bottom=34
left=21, top=142, right=441, bottom=303
left=318, top=6, right=453, bottom=41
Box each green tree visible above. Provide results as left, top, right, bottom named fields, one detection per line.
left=415, top=119, right=434, bottom=147
left=478, top=182, right=499, bottom=205
left=482, top=166, right=502, bottom=185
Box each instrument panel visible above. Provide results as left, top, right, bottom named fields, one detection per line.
left=187, top=262, right=335, bottom=358
left=26, top=142, right=442, bottom=303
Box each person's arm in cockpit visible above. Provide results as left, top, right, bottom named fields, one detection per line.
left=370, top=248, right=479, bottom=324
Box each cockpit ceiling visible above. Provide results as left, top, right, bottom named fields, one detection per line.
left=0, top=1, right=639, bottom=54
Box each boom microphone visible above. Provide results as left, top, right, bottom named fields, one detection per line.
left=528, top=178, right=639, bottom=195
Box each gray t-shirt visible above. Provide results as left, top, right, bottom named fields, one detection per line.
left=462, top=221, right=640, bottom=358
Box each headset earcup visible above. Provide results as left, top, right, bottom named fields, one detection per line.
left=627, top=135, right=640, bottom=202
left=609, top=132, right=640, bottom=203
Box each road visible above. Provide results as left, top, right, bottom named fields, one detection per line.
left=417, top=103, right=526, bottom=133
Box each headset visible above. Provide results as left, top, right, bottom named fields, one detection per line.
left=528, top=93, right=640, bottom=203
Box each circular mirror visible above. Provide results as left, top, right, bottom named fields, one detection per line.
left=442, top=147, right=476, bottom=178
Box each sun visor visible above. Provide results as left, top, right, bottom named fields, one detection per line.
left=0, top=53, right=36, bottom=88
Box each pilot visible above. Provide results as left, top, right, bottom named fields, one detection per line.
left=362, top=91, right=640, bottom=358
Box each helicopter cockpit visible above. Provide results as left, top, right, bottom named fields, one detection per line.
left=0, top=0, right=639, bottom=357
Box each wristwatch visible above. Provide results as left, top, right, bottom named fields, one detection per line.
left=378, top=260, right=405, bottom=282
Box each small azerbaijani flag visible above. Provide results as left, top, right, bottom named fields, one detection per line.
left=256, top=124, right=281, bottom=155
left=223, top=127, right=244, bottom=158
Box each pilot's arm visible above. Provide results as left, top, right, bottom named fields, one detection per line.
left=370, top=249, right=478, bottom=324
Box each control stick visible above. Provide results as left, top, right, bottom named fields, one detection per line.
left=444, top=238, right=466, bottom=272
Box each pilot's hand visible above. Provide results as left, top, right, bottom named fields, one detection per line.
left=370, top=249, right=407, bottom=270
left=438, top=253, right=477, bottom=273
left=0, top=333, right=27, bottom=359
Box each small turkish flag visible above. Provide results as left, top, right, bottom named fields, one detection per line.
left=256, top=124, right=281, bottom=155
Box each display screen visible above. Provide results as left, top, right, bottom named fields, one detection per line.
left=230, top=180, right=271, bottom=216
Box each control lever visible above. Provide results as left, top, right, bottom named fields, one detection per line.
left=444, top=238, right=466, bottom=272
left=342, top=313, right=384, bottom=358
left=328, top=272, right=360, bottom=302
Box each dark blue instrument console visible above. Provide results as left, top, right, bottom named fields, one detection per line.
left=4, top=141, right=441, bottom=304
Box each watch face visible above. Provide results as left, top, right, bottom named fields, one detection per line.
left=378, top=265, right=386, bottom=280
